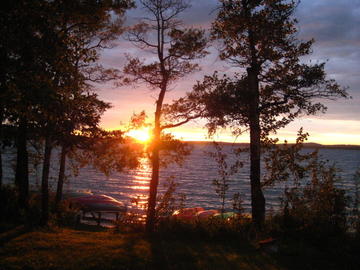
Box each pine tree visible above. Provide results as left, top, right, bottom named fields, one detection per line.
left=165, top=0, right=348, bottom=227
left=123, top=0, right=207, bottom=233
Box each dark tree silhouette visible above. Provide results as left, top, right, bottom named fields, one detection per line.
left=0, top=0, right=134, bottom=221
left=35, top=0, right=134, bottom=226
left=165, top=0, right=348, bottom=228
left=123, top=0, right=207, bottom=233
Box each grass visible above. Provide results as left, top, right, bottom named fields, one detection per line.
left=0, top=225, right=279, bottom=270
left=1, top=224, right=359, bottom=270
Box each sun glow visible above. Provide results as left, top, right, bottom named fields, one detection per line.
left=127, top=127, right=152, bottom=143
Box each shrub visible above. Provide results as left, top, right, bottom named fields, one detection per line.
left=263, top=130, right=349, bottom=239
left=53, top=200, right=82, bottom=227
left=350, top=168, right=360, bottom=236
left=266, top=153, right=349, bottom=241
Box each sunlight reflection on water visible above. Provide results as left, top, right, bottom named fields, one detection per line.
left=2, top=145, right=360, bottom=215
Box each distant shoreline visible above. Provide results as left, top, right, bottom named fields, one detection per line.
left=184, top=141, right=360, bottom=151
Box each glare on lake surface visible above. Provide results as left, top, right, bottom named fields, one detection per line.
left=2, top=144, right=360, bottom=215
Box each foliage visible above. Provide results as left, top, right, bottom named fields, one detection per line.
left=263, top=131, right=349, bottom=237
left=156, top=212, right=255, bottom=241
left=157, top=133, right=193, bottom=167
left=155, top=176, right=186, bottom=219
left=126, top=111, right=193, bottom=168
left=54, top=201, right=82, bottom=227
left=0, top=0, right=135, bottom=217
left=71, top=130, right=143, bottom=176
left=128, top=111, right=150, bottom=130
left=261, top=128, right=316, bottom=187
left=123, top=0, right=208, bottom=89
left=350, top=167, right=360, bottom=235
left=165, top=0, right=348, bottom=227
left=232, top=192, right=245, bottom=215
left=122, top=0, right=208, bottom=233
left=208, top=142, right=243, bottom=213
left=280, top=162, right=348, bottom=237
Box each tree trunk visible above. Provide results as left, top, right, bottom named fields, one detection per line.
left=0, top=112, right=3, bottom=188
left=146, top=143, right=160, bottom=233
left=40, top=136, right=52, bottom=226
left=146, top=113, right=161, bottom=233
left=145, top=9, right=168, bottom=233
left=15, top=119, right=29, bottom=209
left=0, top=117, right=3, bottom=188
left=146, top=86, right=166, bottom=234
left=55, top=144, right=67, bottom=210
left=247, top=66, right=265, bottom=228
left=0, top=145, right=2, bottom=189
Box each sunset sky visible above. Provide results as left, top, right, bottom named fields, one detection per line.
left=96, top=0, right=360, bottom=145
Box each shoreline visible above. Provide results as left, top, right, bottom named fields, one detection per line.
left=184, top=141, right=360, bottom=150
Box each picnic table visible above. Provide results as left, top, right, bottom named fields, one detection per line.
left=67, top=194, right=127, bottom=226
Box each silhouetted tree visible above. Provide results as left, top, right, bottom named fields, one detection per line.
left=123, top=0, right=207, bottom=233
left=165, top=0, right=348, bottom=228
left=35, top=0, right=134, bottom=226
left=54, top=93, right=111, bottom=210
left=0, top=0, right=134, bottom=220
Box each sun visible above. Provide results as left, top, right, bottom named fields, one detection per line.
left=127, top=127, right=152, bottom=143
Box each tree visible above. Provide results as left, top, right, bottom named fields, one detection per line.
left=54, top=93, right=111, bottom=210
left=165, top=0, right=348, bottom=228
left=123, top=0, right=207, bottom=233
left=34, top=0, right=134, bottom=226
left=209, top=142, right=242, bottom=214
left=0, top=0, right=134, bottom=220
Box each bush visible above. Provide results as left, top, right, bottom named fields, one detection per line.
left=53, top=200, right=82, bottom=227
left=275, top=159, right=349, bottom=239
left=262, top=131, right=350, bottom=239
left=156, top=214, right=255, bottom=241
left=350, top=168, right=360, bottom=236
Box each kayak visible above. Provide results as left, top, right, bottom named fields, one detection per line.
left=196, top=210, right=219, bottom=220
left=213, top=212, right=238, bottom=220
left=172, top=207, right=204, bottom=221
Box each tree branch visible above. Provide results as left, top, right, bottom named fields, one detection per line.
left=160, top=113, right=201, bottom=130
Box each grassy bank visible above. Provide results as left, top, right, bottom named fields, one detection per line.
left=0, top=225, right=359, bottom=270
left=0, top=226, right=272, bottom=270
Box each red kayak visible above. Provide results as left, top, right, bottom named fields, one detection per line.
left=172, top=207, right=204, bottom=221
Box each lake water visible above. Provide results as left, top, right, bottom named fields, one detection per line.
left=2, top=144, right=360, bottom=214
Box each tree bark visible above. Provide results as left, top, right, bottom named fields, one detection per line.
left=0, top=115, right=3, bottom=188
left=145, top=13, right=167, bottom=233
left=247, top=66, right=265, bottom=228
left=40, top=136, right=52, bottom=226
left=146, top=142, right=160, bottom=233
left=0, top=145, right=2, bottom=189
left=146, top=97, right=163, bottom=234
left=15, top=119, right=29, bottom=209
left=55, top=144, right=67, bottom=210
